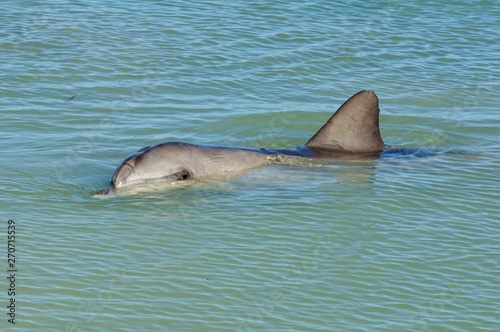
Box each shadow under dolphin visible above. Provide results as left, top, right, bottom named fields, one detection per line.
left=94, top=90, right=437, bottom=197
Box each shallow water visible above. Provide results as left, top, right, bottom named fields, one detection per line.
left=1, top=1, right=499, bottom=331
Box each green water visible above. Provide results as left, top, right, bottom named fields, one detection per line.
left=1, top=1, right=499, bottom=331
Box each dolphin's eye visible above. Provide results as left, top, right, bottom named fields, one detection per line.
left=177, top=170, right=191, bottom=180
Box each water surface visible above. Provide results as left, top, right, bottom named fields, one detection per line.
left=1, top=1, right=499, bottom=331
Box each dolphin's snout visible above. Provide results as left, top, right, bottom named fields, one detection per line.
left=111, top=162, right=134, bottom=188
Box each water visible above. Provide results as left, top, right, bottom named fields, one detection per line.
left=1, top=0, right=499, bottom=331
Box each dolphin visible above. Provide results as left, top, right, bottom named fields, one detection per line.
left=96, top=90, right=395, bottom=196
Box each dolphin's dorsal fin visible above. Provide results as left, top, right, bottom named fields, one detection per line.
left=305, top=90, right=384, bottom=153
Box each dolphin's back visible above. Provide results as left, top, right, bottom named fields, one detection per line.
left=306, top=90, right=384, bottom=153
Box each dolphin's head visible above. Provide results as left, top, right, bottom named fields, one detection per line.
left=110, top=143, right=192, bottom=188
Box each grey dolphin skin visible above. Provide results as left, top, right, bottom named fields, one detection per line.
left=97, top=90, right=393, bottom=195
